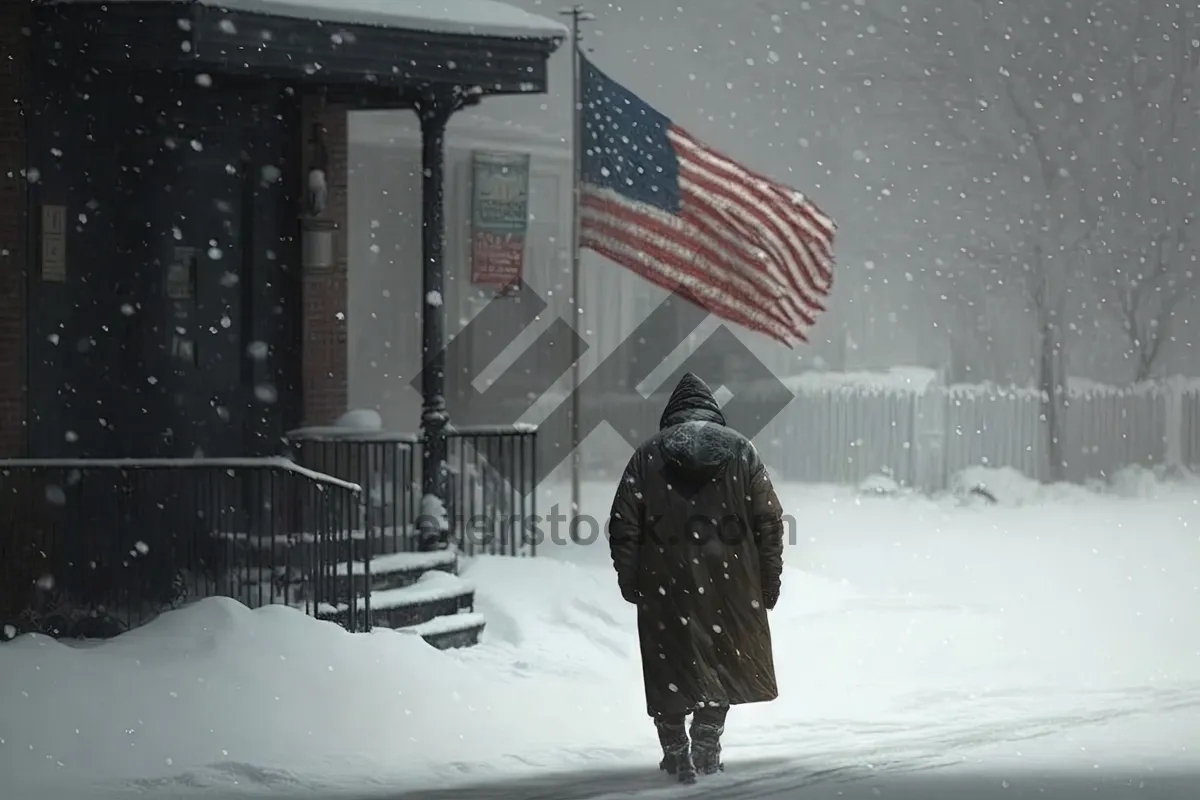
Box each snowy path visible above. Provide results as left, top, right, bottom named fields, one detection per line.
left=3, top=475, right=1199, bottom=799
left=389, top=762, right=1200, bottom=800
left=389, top=477, right=1200, bottom=799
left=384, top=692, right=1200, bottom=799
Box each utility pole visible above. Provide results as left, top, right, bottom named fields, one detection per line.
left=559, top=5, right=592, bottom=543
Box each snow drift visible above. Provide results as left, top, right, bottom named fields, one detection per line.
left=2, top=479, right=1199, bottom=799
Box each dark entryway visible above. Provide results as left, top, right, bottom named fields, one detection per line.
left=21, top=0, right=560, bottom=465
left=26, top=70, right=303, bottom=459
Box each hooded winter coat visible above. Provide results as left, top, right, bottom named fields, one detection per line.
left=608, top=373, right=785, bottom=717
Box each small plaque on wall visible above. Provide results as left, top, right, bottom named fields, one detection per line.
left=41, top=205, right=67, bottom=282
left=167, top=247, right=196, bottom=300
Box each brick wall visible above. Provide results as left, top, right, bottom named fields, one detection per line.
left=0, top=1, right=30, bottom=457
left=300, top=97, right=348, bottom=425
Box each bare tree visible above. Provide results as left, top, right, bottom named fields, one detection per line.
left=848, top=0, right=1112, bottom=480
left=1093, top=4, right=1200, bottom=382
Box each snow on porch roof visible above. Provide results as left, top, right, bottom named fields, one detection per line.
left=55, top=0, right=569, bottom=40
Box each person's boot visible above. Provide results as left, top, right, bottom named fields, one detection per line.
left=690, top=708, right=726, bottom=775
left=655, top=716, right=696, bottom=783
left=675, top=746, right=697, bottom=784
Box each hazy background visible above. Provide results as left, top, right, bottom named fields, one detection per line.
left=343, top=0, right=1199, bottom=483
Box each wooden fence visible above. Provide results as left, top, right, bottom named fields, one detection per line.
left=564, top=386, right=1200, bottom=490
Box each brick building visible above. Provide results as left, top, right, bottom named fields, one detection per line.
left=0, top=0, right=561, bottom=641
left=0, top=0, right=561, bottom=460
left=0, top=1, right=31, bottom=457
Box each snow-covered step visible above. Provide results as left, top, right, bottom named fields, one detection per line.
left=369, top=571, right=475, bottom=630
left=398, top=612, right=486, bottom=650
left=313, top=545, right=486, bottom=649
left=335, top=548, right=457, bottom=594
left=357, top=525, right=424, bottom=557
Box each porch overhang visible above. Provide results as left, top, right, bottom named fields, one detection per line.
left=37, top=0, right=564, bottom=100
left=30, top=0, right=561, bottom=551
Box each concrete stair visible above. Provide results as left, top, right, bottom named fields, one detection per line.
left=322, top=546, right=485, bottom=649
left=224, top=528, right=486, bottom=648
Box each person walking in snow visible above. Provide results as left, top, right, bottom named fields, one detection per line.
left=607, top=372, right=785, bottom=783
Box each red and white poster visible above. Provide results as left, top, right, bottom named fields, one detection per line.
left=470, top=151, right=531, bottom=287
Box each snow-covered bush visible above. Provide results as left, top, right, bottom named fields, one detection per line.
left=1107, top=463, right=1198, bottom=499
left=949, top=466, right=1034, bottom=506
left=858, top=472, right=902, bottom=496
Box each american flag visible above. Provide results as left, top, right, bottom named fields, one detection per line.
left=578, top=56, right=836, bottom=346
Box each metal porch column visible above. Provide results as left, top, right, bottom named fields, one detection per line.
left=415, top=88, right=458, bottom=551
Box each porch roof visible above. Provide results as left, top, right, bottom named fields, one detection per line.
left=40, top=0, right=564, bottom=97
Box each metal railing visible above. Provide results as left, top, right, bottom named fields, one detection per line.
left=0, top=457, right=366, bottom=639
left=283, top=428, right=419, bottom=554
left=286, top=424, right=539, bottom=557
left=445, top=426, right=538, bottom=557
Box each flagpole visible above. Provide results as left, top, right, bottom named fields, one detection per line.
left=560, top=5, right=591, bottom=543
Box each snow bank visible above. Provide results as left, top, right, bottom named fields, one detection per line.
left=461, top=556, right=641, bottom=674
left=0, top=593, right=637, bottom=798
left=947, top=465, right=1074, bottom=506
left=1, top=601, right=502, bottom=796
left=5, top=477, right=1200, bottom=798
left=1107, top=463, right=1200, bottom=499
left=760, top=368, right=1200, bottom=401
left=949, top=464, right=1200, bottom=506
left=858, top=471, right=904, bottom=496
left=769, top=366, right=940, bottom=395
left=946, top=374, right=1200, bottom=400
left=0, top=552, right=868, bottom=798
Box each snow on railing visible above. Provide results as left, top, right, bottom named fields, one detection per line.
left=0, top=456, right=362, bottom=493
left=285, top=419, right=538, bottom=556
left=0, top=456, right=366, bottom=640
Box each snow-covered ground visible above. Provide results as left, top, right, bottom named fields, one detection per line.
left=3, top=470, right=1199, bottom=799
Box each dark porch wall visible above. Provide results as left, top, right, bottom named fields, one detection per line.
left=13, top=0, right=559, bottom=447
left=25, top=65, right=304, bottom=458
left=0, top=3, right=31, bottom=457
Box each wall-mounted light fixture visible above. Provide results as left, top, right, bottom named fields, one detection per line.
left=301, top=111, right=337, bottom=271
left=305, top=121, right=329, bottom=218
left=302, top=217, right=337, bottom=271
